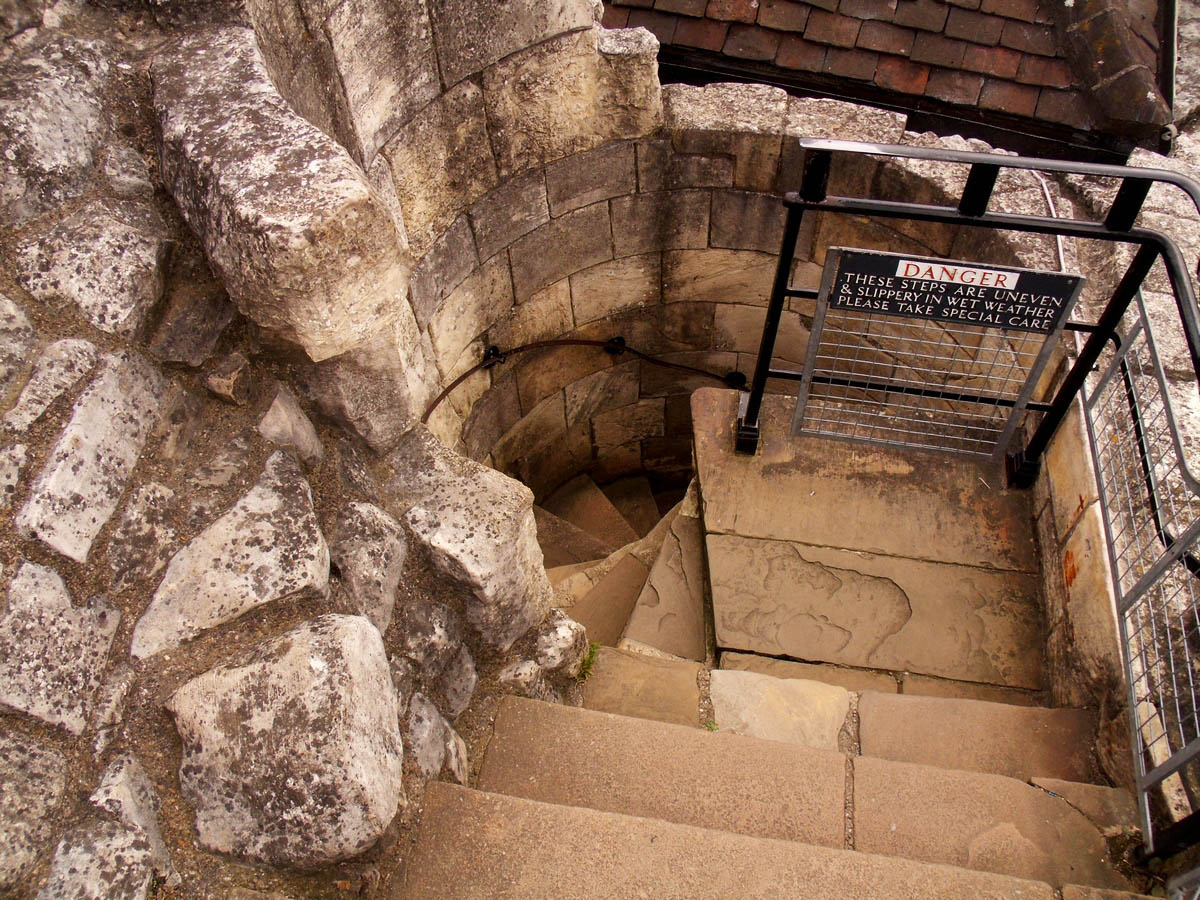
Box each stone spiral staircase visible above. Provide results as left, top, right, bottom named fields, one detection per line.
left=394, top=388, right=1155, bottom=900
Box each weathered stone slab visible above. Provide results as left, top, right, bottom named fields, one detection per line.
left=36, top=815, right=155, bottom=900
left=545, top=141, right=636, bottom=215
left=0, top=731, right=64, bottom=893
left=387, top=425, right=551, bottom=650
left=131, top=451, right=329, bottom=658
left=0, top=292, right=36, bottom=400
left=601, top=476, right=661, bottom=538
left=486, top=280, right=574, bottom=351
left=428, top=0, right=594, bottom=87
left=900, top=673, right=1040, bottom=706
left=17, top=353, right=166, bottom=563
left=623, top=509, right=706, bottom=660
left=692, top=388, right=1038, bottom=572
left=330, top=501, right=406, bottom=635
left=152, top=27, right=411, bottom=361
left=582, top=646, right=701, bottom=727
left=257, top=383, right=324, bottom=463
left=854, top=757, right=1131, bottom=890
left=709, top=669, right=848, bottom=750
left=107, top=482, right=178, bottom=592
left=509, top=201, right=613, bottom=302
left=0, top=443, right=26, bottom=513
left=15, top=200, right=170, bottom=336
left=0, top=563, right=120, bottom=734
left=0, top=35, right=110, bottom=225
left=0, top=0, right=41, bottom=38
left=429, top=254, right=513, bottom=372
left=86, top=755, right=173, bottom=883
left=859, top=692, right=1095, bottom=781
left=3, top=338, right=98, bottom=432
left=167, top=614, right=403, bottom=869
left=721, top=652, right=900, bottom=693
left=146, top=244, right=236, bottom=367
left=708, top=533, right=1044, bottom=689
left=610, top=189, right=710, bottom=256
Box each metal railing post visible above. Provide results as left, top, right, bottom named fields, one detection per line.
left=1006, top=242, right=1161, bottom=486
left=735, top=149, right=831, bottom=454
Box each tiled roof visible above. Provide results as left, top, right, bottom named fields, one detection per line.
left=603, top=0, right=1169, bottom=138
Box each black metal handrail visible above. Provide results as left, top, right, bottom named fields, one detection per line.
left=737, top=138, right=1200, bottom=487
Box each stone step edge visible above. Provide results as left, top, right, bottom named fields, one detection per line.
left=490, top=696, right=1120, bottom=806
left=401, top=781, right=1062, bottom=900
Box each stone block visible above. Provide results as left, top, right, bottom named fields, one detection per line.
left=570, top=253, right=661, bottom=324
left=710, top=190, right=786, bottom=254
left=637, top=139, right=734, bottom=192
left=330, top=501, right=407, bottom=634
left=623, top=509, right=706, bottom=659
left=430, top=255, right=514, bottom=374
left=300, top=308, right=439, bottom=453
left=167, top=615, right=403, bottom=869
left=321, top=0, right=439, bottom=164
left=427, top=0, right=595, bottom=87
left=1057, top=505, right=1124, bottom=698
left=662, top=248, right=776, bottom=305
left=487, top=280, right=575, bottom=350
left=257, top=383, right=324, bottom=464
left=492, top=392, right=569, bottom=473
left=639, top=349, right=737, bottom=397
left=509, top=201, right=614, bottom=301
left=408, top=215, right=479, bottom=330
left=515, top=342, right=614, bottom=411
left=545, top=141, right=636, bottom=215
left=593, top=398, right=665, bottom=451
left=565, top=361, right=641, bottom=425
left=388, top=426, right=553, bottom=649
left=516, top=420, right=593, bottom=498
left=611, top=190, right=711, bottom=256
left=469, top=169, right=550, bottom=262
left=17, top=353, right=165, bottom=563
left=582, top=646, right=702, bottom=727
left=3, top=338, right=97, bottom=433
left=714, top=303, right=808, bottom=365
left=153, top=27, right=411, bottom=361
left=710, top=669, right=849, bottom=750
left=1045, top=403, right=1099, bottom=539
left=0, top=732, right=64, bottom=893
left=482, top=28, right=662, bottom=177
left=131, top=452, right=330, bottom=658
left=381, top=79, right=497, bottom=256
left=463, top=375, right=521, bottom=460
left=664, top=82, right=787, bottom=191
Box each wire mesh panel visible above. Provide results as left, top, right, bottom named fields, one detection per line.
left=794, top=248, right=1083, bottom=461
left=1084, top=294, right=1200, bottom=838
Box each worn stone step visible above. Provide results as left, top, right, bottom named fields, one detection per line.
left=692, top=388, right=1038, bottom=572
left=581, top=646, right=702, bottom=728
left=858, top=691, right=1096, bottom=782
left=565, top=554, right=648, bottom=646
left=621, top=505, right=706, bottom=661
left=398, top=782, right=1058, bottom=900
left=600, top=475, right=662, bottom=538
left=533, top=505, right=617, bottom=569
left=707, top=532, right=1044, bottom=690
left=478, top=696, right=847, bottom=848
left=854, top=756, right=1133, bottom=891
left=721, top=651, right=902, bottom=694
left=546, top=559, right=601, bottom=587
left=542, top=474, right=639, bottom=549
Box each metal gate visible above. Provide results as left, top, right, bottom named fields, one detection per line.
left=792, top=247, right=1082, bottom=462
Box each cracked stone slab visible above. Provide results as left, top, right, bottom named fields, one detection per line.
left=622, top=509, right=706, bottom=661
left=691, top=388, right=1037, bottom=573
left=16, top=352, right=166, bottom=563
left=707, top=533, right=1044, bottom=690
left=720, top=651, right=900, bottom=694
left=0, top=562, right=120, bottom=734
left=0, top=730, right=65, bottom=893
left=0, top=292, right=36, bottom=400
left=131, top=451, right=329, bottom=658
left=15, top=200, right=170, bottom=336
left=3, top=338, right=98, bottom=432
left=859, top=692, right=1096, bottom=782
left=854, top=756, right=1131, bottom=890
left=709, top=669, right=849, bottom=751
left=166, top=614, right=404, bottom=869
left=1031, top=778, right=1138, bottom=831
